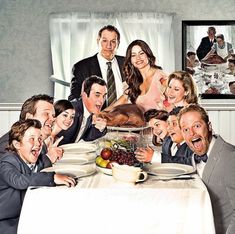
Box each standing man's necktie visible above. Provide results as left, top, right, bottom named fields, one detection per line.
left=106, top=62, right=117, bottom=106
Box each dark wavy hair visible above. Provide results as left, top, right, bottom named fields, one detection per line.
left=54, top=99, right=74, bottom=117
left=123, top=40, right=162, bottom=103
left=144, top=109, right=169, bottom=122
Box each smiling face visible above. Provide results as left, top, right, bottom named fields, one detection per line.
left=149, top=118, right=168, bottom=141
left=97, top=29, right=119, bottom=60
left=130, top=45, right=149, bottom=70
left=27, top=100, right=55, bottom=140
left=82, top=83, right=107, bottom=114
left=180, top=111, right=211, bottom=155
left=166, top=78, right=188, bottom=105
left=55, top=109, right=75, bottom=131
left=15, top=127, right=43, bottom=164
left=167, top=115, right=184, bottom=144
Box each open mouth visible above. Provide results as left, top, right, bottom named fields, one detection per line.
left=45, top=123, right=52, bottom=129
left=95, top=105, right=102, bottom=111
left=191, top=137, right=202, bottom=149
left=31, top=149, right=40, bottom=158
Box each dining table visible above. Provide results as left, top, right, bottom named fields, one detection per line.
left=17, top=166, right=215, bottom=234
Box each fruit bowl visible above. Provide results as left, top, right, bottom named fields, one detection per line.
left=96, top=164, right=112, bottom=176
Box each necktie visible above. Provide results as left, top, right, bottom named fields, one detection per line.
left=106, top=62, right=117, bottom=106
left=194, top=153, right=208, bottom=164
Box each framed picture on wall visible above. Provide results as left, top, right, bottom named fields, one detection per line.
left=182, top=20, right=235, bottom=99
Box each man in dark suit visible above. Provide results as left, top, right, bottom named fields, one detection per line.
left=179, top=104, right=235, bottom=234
left=0, top=94, right=62, bottom=164
left=196, top=26, right=216, bottom=61
left=68, top=25, right=126, bottom=104
left=60, top=75, right=107, bottom=145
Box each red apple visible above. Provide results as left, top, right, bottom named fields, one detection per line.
left=106, top=161, right=117, bottom=169
left=101, top=148, right=113, bottom=160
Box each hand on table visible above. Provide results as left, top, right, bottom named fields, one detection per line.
left=135, top=145, right=154, bottom=163
left=54, top=174, right=76, bottom=187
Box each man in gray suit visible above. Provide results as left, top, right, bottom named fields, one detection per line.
left=179, top=104, right=235, bottom=234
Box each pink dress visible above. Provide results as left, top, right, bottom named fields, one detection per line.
left=136, top=69, right=168, bottom=112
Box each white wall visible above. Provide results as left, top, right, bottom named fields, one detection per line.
left=1, top=0, right=235, bottom=102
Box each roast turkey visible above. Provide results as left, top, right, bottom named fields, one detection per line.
left=201, top=53, right=226, bottom=64
left=99, top=104, right=146, bottom=127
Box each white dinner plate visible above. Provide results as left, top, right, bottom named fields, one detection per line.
left=41, top=164, right=96, bottom=178
left=60, top=142, right=97, bottom=153
left=56, top=152, right=97, bottom=165
left=144, top=163, right=195, bottom=178
left=96, top=164, right=112, bottom=176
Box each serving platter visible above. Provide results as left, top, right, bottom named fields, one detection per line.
left=107, top=125, right=149, bottom=132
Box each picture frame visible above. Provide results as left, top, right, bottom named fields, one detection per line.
left=182, top=20, right=235, bottom=99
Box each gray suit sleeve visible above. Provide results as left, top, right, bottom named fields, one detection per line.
left=0, top=161, right=55, bottom=189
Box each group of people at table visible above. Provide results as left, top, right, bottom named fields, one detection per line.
left=186, top=26, right=235, bottom=95
left=0, top=25, right=235, bottom=234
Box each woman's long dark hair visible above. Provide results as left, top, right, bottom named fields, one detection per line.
left=123, top=40, right=161, bottom=103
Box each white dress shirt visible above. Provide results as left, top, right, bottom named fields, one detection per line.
left=97, top=53, right=124, bottom=99
left=193, top=136, right=216, bottom=178
left=75, top=103, right=91, bottom=142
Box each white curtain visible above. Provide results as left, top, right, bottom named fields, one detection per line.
left=49, top=12, right=175, bottom=100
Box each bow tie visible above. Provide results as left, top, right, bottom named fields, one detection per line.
left=194, top=154, right=208, bottom=164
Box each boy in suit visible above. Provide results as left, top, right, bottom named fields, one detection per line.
left=179, top=104, right=235, bottom=234
left=0, top=119, right=76, bottom=234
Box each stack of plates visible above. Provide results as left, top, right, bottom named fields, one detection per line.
left=41, top=142, right=97, bottom=178
left=58, top=142, right=97, bottom=165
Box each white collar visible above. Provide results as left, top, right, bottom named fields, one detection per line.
left=82, top=102, right=91, bottom=119
left=207, top=135, right=216, bottom=157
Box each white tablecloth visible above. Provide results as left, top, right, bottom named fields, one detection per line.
left=18, top=172, right=215, bottom=234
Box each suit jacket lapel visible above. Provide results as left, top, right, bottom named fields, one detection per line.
left=202, top=135, right=223, bottom=183
left=71, top=98, right=84, bottom=142
left=93, top=54, right=102, bottom=77
left=80, top=114, right=93, bottom=140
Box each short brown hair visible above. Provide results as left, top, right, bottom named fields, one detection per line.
left=98, top=25, right=120, bottom=43
left=19, top=94, right=54, bottom=120
left=178, top=104, right=209, bottom=125
left=7, top=119, right=42, bottom=152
